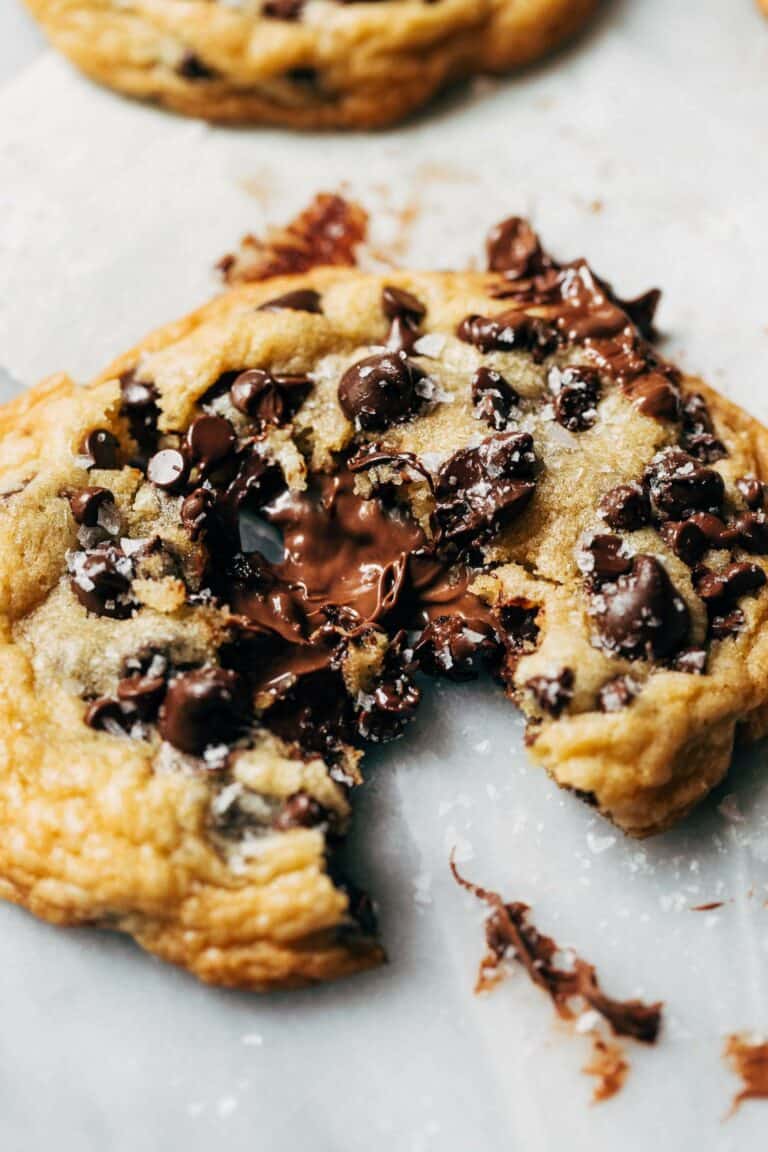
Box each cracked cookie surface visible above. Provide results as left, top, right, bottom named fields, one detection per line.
left=24, top=0, right=598, bottom=128
left=3, top=219, right=768, bottom=989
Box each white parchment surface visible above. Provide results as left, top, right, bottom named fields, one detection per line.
left=0, top=1, right=767, bottom=1149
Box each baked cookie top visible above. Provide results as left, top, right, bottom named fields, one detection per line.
left=2, top=217, right=768, bottom=988
left=23, top=0, right=598, bottom=128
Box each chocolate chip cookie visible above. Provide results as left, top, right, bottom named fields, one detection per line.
left=23, top=0, right=598, bottom=129
left=2, top=218, right=768, bottom=988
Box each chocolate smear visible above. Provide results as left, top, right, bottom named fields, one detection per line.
left=218, top=193, right=367, bottom=285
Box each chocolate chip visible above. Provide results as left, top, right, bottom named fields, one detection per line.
left=258, top=289, right=322, bottom=314
left=598, top=674, right=638, bottom=712
left=147, top=448, right=189, bottom=493
left=69, top=544, right=134, bottom=618
left=186, top=415, right=236, bottom=472
left=263, top=0, right=305, bottom=17
left=680, top=392, right=727, bottom=462
left=590, top=554, right=689, bottom=659
left=117, top=674, right=166, bottom=719
left=338, top=351, right=423, bottom=431
left=271, top=791, right=328, bottom=831
left=670, top=647, right=707, bottom=674
left=181, top=487, right=215, bottom=539
left=356, top=670, right=420, bottom=743
left=710, top=608, right=744, bottom=639
left=457, top=311, right=558, bottom=360
left=68, top=486, right=113, bottom=527
left=737, top=476, right=765, bottom=510
left=629, top=372, right=680, bottom=420
left=486, top=217, right=547, bottom=278
left=598, top=483, right=650, bottom=531
left=549, top=365, right=601, bottom=432
left=120, top=372, right=159, bottom=455
left=581, top=534, right=632, bottom=581
left=414, top=615, right=500, bottom=681
left=382, top=286, right=426, bottom=354
left=471, top=366, right=519, bottom=430
left=686, top=511, right=738, bottom=547
left=85, top=696, right=135, bottom=734
left=230, top=368, right=311, bottom=427
left=496, top=600, right=541, bottom=673
left=643, top=448, right=724, bottom=521
left=732, top=511, right=768, bottom=554
left=659, top=519, right=707, bottom=566
left=525, top=668, right=574, bottom=717
left=435, top=432, right=536, bottom=541
left=80, top=429, right=119, bottom=470
left=177, top=52, right=216, bottom=80
left=694, top=561, right=766, bottom=605
left=158, top=667, right=249, bottom=756
left=382, top=285, right=426, bottom=325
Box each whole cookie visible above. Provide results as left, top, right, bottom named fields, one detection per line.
left=24, top=0, right=598, bottom=129
left=2, top=219, right=768, bottom=989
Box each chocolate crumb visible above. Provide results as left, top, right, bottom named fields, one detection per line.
left=450, top=858, right=663, bottom=1044
left=218, top=193, right=368, bottom=285
left=583, top=1036, right=630, bottom=1103
left=724, top=1034, right=768, bottom=1116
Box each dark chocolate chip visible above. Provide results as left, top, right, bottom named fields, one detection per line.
left=263, top=0, right=305, bottom=17
left=710, top=608, right=744, bottom=639
left=471, top=366, right=519, bottom=430
left=356, top=672, right=420, bottom=743
left=186, top=415, right=236, bottom=471
left=629, top=372, right=680, bottom=420
left=621, top=288, right=661, bottom=341
left=643, top=448, right=724, bottom=521
left=85, top=696, right=135, bottom=734
left=737, top=476, right=764, bottom=510
left=732, top=511, right=768, bottom=554
left=694, top=561, right=766, bottom=605
left=177, top=52, right=216, bottom=81
left=81, top=429, right=119, bottom=470
left=117, top=674, right=166, bottom=720
left=338, top=351, right=423, bottom=431
left=414, top=615, right=500, bottom=681
left=457, top=311, right=558, bottom=360
left=581, top=534, right=632, bottom=581
left=271, top=791, right=328, bottom=831
left=680, top=392, right=727, bottom=461
left=68, top=486, right=113, bottom=527
left=598, top=674, right=638, bottom=712
left=435, top=432, right=536, bottom=541
left=120, top=372, right=159, bottom=456
left=70, top=544, right=134, bottom=618
left=147, top=448, right=189, bottom=493
left=230, top=368, right=311, bottom=427
left=598, top=483, right=650, bottom=531
left=382, top=286, right=426, bottom=354
left=181, top=487, right=216, bottom=539
left=158, top=667, right=250, bottom=757
left=486, top=217, right=547, bottom=278
left=590, top=554, right=689, bottom=660
left=659, top=519, right=707, bottom=566
left=670, top=647, right=707, bottom=674
left=525, top=668, right=574, bottom=717
left=686, top=511, right=738, bottom=547
left=549, top=365, right=601, bottom=432
left=258, top=289, right=322, bottom=314
left=382, top=285, right=426, bottom=325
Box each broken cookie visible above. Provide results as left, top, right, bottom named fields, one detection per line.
left=1, top=217, right=767, bottom=987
